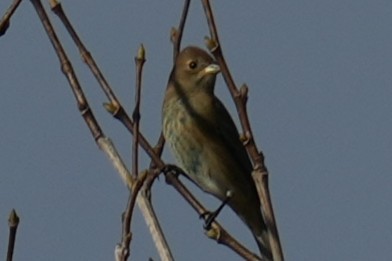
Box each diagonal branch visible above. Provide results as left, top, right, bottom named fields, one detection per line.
left=200, top=1, right=284, bottom=260
left=0, top=0, right=22, bottom=36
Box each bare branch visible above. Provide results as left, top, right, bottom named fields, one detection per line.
left=170, top=0, right=191, bottom=62
left=200, top=1, right=284, bottom=260
left=31, top=0, right=104, bottom=141
left=132, top=44, right=146, bottom=179
left=118, top=171, right=148, bottom=261
left=7, top=209, right=20, bottom=261
left=49, top=0, right=119, bottom=105
left=98, top=138, right=174, bottom=261
left=31, top=1, right=173, bottom=259
left=0, top=0, right=22, bottom=36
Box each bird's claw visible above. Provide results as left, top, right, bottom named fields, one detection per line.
left=200, top=211, right=216, bottom=230
left=162, top=164, right=183, bottom=177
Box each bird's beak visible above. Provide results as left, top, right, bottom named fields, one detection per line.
left=202, top=64, right=220, bottom=75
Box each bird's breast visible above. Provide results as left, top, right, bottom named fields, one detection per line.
left=163, top=98, right=225, bottom=194
left=163, top=99, right=204, bottom=176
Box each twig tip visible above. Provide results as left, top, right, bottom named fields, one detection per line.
left=8, top=209, right=20, bottom=227
left=170, top=27, right=178, bottom=44
left=137, top=44, right=146, bottom=60
left=239, top=84, right=249, bottom=103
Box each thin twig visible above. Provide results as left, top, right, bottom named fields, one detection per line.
left=132, top=45, right=146, bottom=179
left=49, top=0, right=159, bottom=170
left=98, top=138, right=173, bottom=261
left=0, top=0, right=22, bottom=36
left=119, top=171, right=147, bottom=261
left=170, top=0, right=191, bottom=62
left=31, top=0, right=104, bottom=141
left=200, top=1, right=284, bottom=260
left=50, top=0, right=119, bottom=106
left=117, top=45, right=147, bottom=261
left=145, top=0, right=191, bottom=190
left=7, top=209, right=20, bottom=261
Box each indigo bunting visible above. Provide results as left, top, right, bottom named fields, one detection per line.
left=162, top=46, right=271, bottom=259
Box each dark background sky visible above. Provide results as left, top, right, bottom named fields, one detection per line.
left=1, top=1, right=391, bottom=260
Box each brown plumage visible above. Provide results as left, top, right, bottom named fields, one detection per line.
left=162, top=46, right=271, bottom=259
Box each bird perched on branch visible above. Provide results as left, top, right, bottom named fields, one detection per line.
left=162, top=46, right=271, bottom=259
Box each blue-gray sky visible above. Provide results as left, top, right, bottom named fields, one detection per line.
left=1, top=1, right=391, bottom=260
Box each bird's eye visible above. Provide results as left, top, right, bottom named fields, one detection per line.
left=188, top=61, right=197, bottom=69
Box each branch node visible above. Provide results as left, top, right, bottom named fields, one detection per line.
left=240, top=131, right=252, bottom=146
left=132, top=110, right=140, bottom=123
left=204, top=224, right=221, bottom=241
left=239, top=84, right=249, bottom=103
left=103, top=102, right=120, bottom=115
left=49, top=0, right=59, bottom=9
left=81, top=50, right=91, bottom=64
left=170, top=27, right=178, bottom=44
left=204, top=36, right=219, bottom=52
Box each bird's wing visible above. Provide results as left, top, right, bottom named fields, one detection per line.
left=212, top=97, right=254, bottom=175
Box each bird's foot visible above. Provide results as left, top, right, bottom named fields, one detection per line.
left=162, top=164, right=184, bottom=178
left=201, top=190, right=233, bottom=230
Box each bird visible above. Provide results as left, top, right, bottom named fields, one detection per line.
left=162, top=46, right=271, bottom=259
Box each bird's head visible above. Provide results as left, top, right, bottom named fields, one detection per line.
left=171, top=46, right=220, bottom=94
